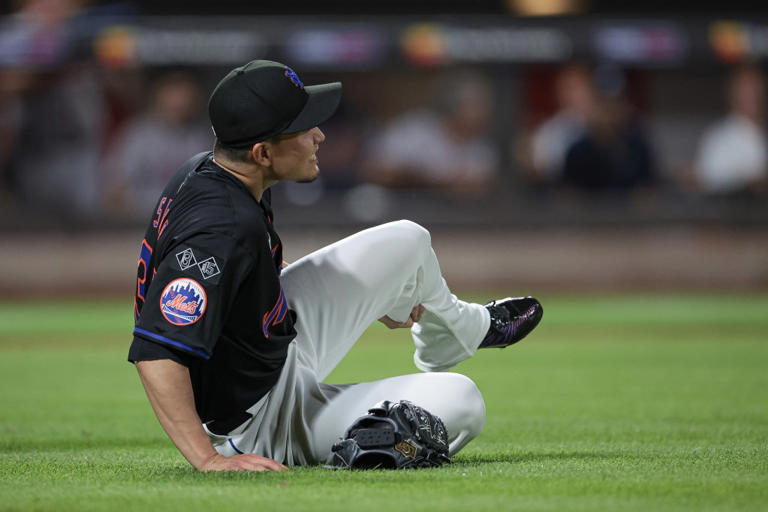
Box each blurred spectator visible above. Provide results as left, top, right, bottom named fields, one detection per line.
left=102, top=73, right=212, bottom=216
left=100, top=67, right=149, bottom=148
left=694, top=64, right=768, bottom=197
left=0, top=68, right=28, bottom=203
left=363, top=71, right=498, bottom=197
left=0, top=0, right=80, bottom=69
left=562, top=67, right=655, bottom=192
left=528, top=63, right=597, bottom=183
left=2, top=0, right=112, bottom=215
left=15, top=63, right=107, bottom=214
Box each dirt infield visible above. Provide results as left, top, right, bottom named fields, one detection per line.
left=1, top=227, right=766, bottom=297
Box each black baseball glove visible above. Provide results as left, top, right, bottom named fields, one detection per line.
left=325, top=399, right=451, bottom=470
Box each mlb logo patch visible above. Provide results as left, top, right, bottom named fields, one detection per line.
left=160, top=278, right=207, bottom=326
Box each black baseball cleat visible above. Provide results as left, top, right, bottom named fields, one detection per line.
left=478, top=297, right=543, bottom=349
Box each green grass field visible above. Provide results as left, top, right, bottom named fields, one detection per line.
left=1, top=294, right=767, bottom=511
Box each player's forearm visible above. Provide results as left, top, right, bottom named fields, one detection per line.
left=135, top=359, right=218, bottom=470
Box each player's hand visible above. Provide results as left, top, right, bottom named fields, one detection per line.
left=199, top=453, right=288, bottom=472
left=379, top=305, right=424, bottom=329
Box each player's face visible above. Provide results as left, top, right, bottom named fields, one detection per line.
left=268, top=127, right=325, bottom=183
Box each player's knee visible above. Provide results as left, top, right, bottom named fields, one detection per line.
left=389, top=219, right=432, bottom=252
left=444, top=373, right=486, bottom=438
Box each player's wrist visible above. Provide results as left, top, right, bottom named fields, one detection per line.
left=197, top=451, right=224, bottom=471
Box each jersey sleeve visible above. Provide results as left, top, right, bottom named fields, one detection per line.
left=128, top=336, right=194, bottom=367
left=131, top=233, right=253, bottom=361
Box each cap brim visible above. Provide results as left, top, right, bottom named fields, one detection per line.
left=282, top=82, right=342, bottom=134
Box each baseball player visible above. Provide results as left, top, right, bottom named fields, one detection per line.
left=129, top=60, right=543, bottom=471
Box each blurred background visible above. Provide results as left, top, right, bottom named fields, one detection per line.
left=1, top=0, right=767, bottom=297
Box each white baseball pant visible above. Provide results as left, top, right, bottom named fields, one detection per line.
left=204, top=220, right=491, bottom=465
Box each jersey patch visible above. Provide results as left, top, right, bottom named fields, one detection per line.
left=160, top=278, right=207, bottom=326
left=198, top=257, right=221, bottom=279
left=176, top=248, right=197, bottom=270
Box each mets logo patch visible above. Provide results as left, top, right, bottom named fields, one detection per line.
left=160, top=278, right=207, bottom=326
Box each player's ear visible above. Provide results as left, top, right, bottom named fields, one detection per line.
left=250, top=142, right=272, bottom=167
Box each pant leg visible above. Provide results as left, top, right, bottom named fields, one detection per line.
left=214, top=221, right=491, bottom=464
left=309, top=372, right=486, bottom=462
left=279, top=220, right=491, bottom=379
left=212, top=361, right=486, bottom=464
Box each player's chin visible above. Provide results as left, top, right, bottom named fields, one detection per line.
left=295, top=166, right=319, bottom=184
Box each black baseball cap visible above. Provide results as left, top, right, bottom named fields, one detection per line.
left=209, top=60, right=342, bottom=148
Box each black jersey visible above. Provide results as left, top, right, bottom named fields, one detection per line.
left=128, top=152, right=296, bottom=434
